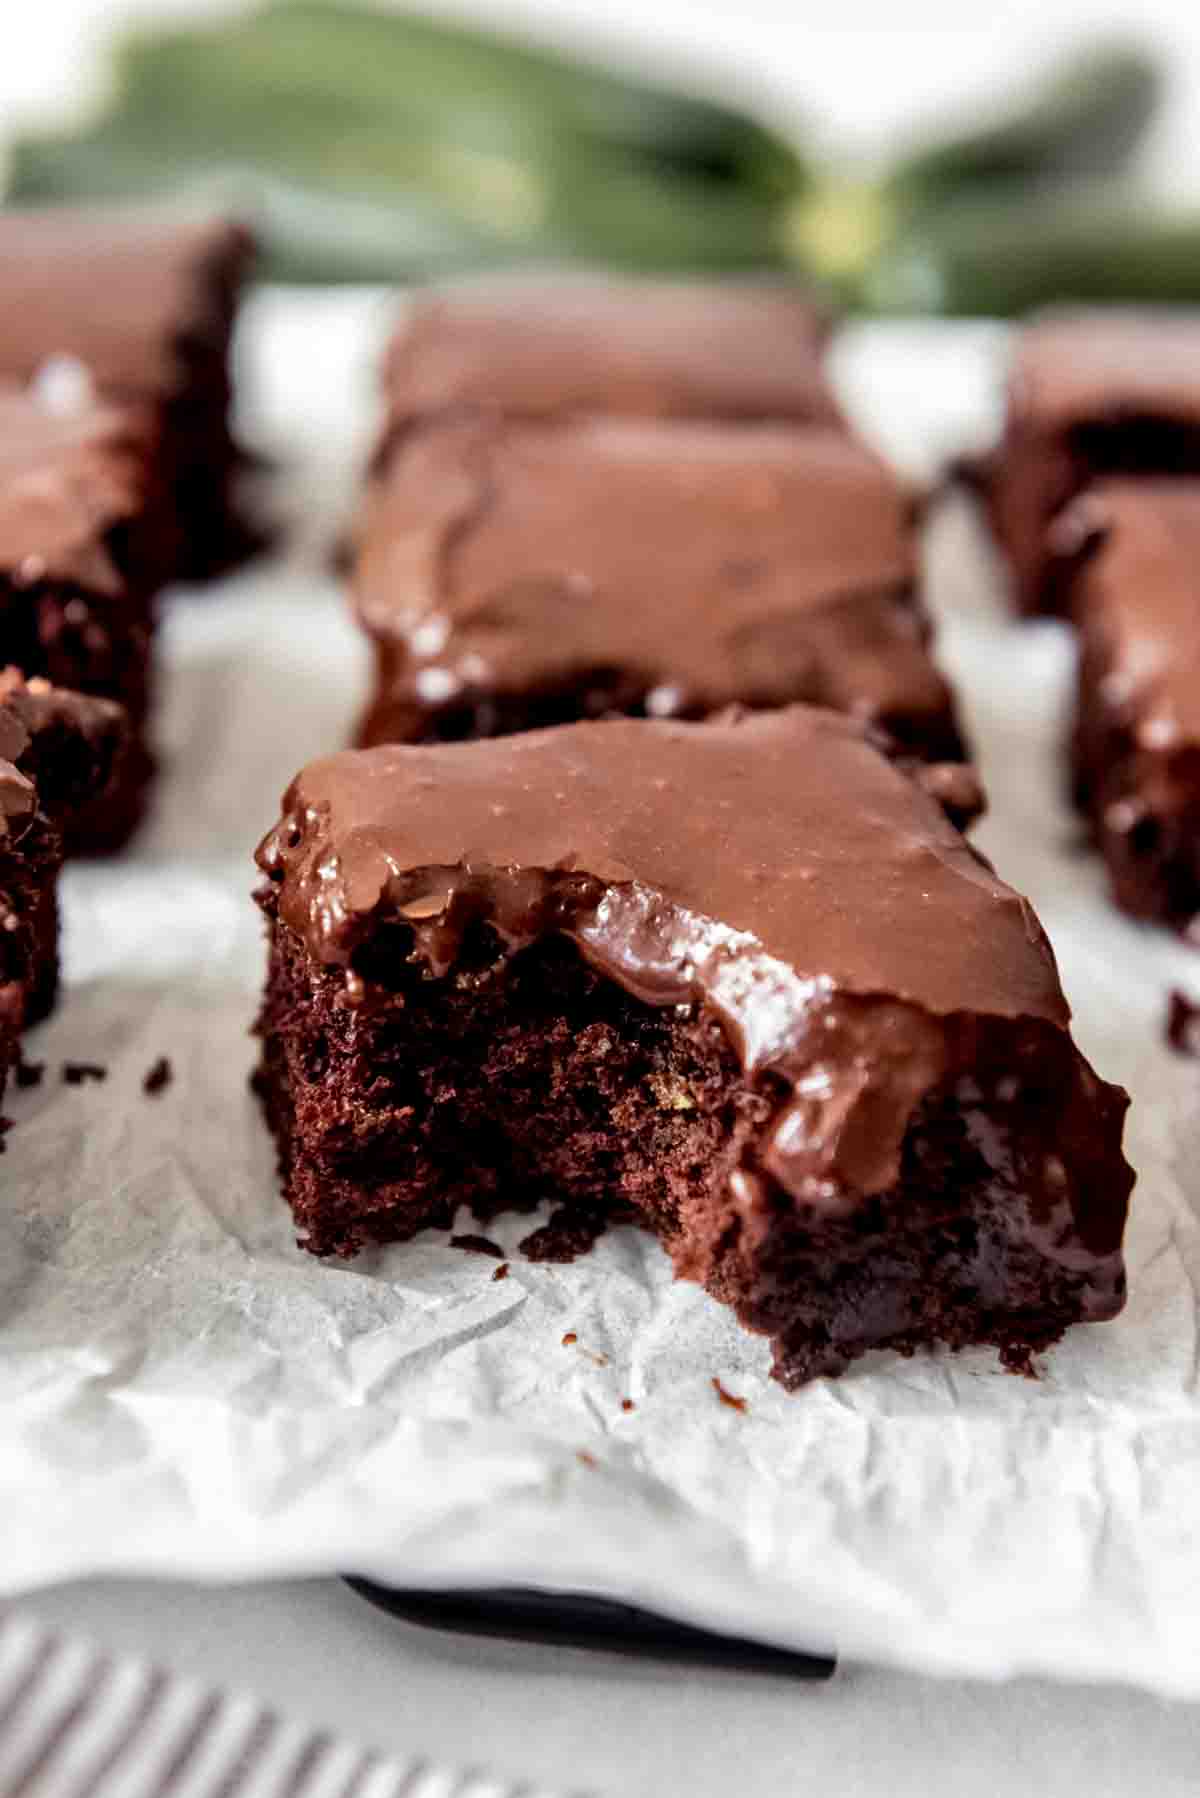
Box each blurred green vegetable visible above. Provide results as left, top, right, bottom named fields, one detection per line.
left=885, top=43, right=1161, bottom=215
left=5, top=7, right=1189, bottom=310
left=7, top=0, right=805, bottom=279
left=863, top=186, right=1200, bottom=316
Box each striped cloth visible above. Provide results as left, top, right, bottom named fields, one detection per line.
left=0, top=1612, right=570, bottom=1798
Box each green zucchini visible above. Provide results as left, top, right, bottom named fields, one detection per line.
left=862, top=185, right=1200, bottom=316
left=6, top=0, right=805, bottom=281
left=886, top=42, right=1161, bottom=214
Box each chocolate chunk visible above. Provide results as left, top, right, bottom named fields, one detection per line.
left=253, top=708, right=1131, bottom=1385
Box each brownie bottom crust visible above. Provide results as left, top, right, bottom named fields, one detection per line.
left=256, top=917, right=1126, bottom=1385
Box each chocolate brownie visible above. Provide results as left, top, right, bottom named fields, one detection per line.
left=0, top=384, right=172, bottom=850
left=984, top=310, right=1200, bottom=615
left=254, top=708, right=1131, bottom=1385
left=0, top=669, right=126, bottom=1106
left=354, top=417, right=965, bottom=764
left=381, top=275, right=840, bottom=431
left=1055, top=479, right=1200, bottom=933
left=0, top=206, right=256, bottom=579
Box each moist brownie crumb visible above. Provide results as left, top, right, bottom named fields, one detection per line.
left=712, top=1378, right=748, bottom=1413
left=62, top=1061, right=106, bottom=1085
left=14, top=1057, right=43, bottom=1088
left=1167, top=991, right=1200, bottom=1056
left=561, top=1333, right=577, bottom=1347
left=450, top=1232, right=505, bottom=1258
left=621, top=1398, right=635, bottom=1413
left=142, top=1055, right=172, bottom=1094
left=492, top=1262, right=509, bottom=1281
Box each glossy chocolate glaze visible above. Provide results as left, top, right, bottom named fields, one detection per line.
left=0, top=208, right=253, bottom=400
left=1055, top=479, right=1200, bottom=743
left=383, top=275, right=839, bottom=427
left=1011, top=310, right=1200, bottom=432
left=255, top=709, right=1115, bottom=1228
left=0, top=384, right=155, bottom=596
left=355, top=416, right=958, bottom=752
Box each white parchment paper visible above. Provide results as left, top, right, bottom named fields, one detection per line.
left=4, top=297, right=1200, bottom=1696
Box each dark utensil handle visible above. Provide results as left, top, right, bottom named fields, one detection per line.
left=345, top=1578, right=836, bottom=1680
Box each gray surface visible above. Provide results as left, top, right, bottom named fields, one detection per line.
left=22, top=1579, right=1200, bottom=1797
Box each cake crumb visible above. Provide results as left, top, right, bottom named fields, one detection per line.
left=576, top=1450, right=597, bottom=1469
left=621, top=1397, right=635, bottom=1412
left=142, top=1055, right=172, bottom=1095
left=62, top=1061, right=106, bottom=1085
left=712, top=1377, right=748, bottom=1413
left=561, top=1332, right=578, bottom=1346
left=520, top=1205, right=610, bottom=1263
left=450, top=1232, right=505, bottom=1258
left=492, top=1261, right=509, bottom=1281
left=1167, top=989, right=1200, bottom=1057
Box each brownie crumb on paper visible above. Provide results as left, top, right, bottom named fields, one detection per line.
left=62, top=1061, right=107, bottom=1085
left=142, top=1055, right=172, bottom=1095
left=712, top=1378, right=748, bottom=1414
left=1167, top=991, right=1200, bottom=1057
left=450, top=1232, right=505, bottom=1258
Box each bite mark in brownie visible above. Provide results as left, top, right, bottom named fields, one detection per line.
left=1054, top=480, right=1200, bottom=934
left=354, top=415, right=966, bottom=765
left=0, top=207, right=258, bottom=579
left=982, top=310, right=1200, bottom=616
left=253, top=709, right=1132, bottom=1385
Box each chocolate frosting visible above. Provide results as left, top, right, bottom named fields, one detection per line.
left=258, top=708, right=1072, bottom=1211
left=355, top=416, right=954, bottom=743
left=383, top=276, right=839, bottom=427
left=1053, top=479, right=1200, bottom=744
left=0, top=383, right=155, bottom=596
left=1012, top=310, right=1200, bottom=431
left=0, top=208, right=252, bottom=400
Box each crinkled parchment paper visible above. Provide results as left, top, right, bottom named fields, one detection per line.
left=3, top=298, right=1200, bottom=1696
